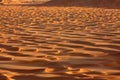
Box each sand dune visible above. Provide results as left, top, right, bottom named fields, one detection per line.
left=1, top=0, right=120, bottom=9
left=0, top=6, right=120, bottom=80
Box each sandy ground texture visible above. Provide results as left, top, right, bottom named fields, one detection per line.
left=0, top=6, right=120, bottom=80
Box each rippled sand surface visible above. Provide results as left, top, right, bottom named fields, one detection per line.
left=0, top=6, right=120, bottom=80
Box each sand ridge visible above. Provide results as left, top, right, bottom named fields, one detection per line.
left=0, top=6, right=120, bottom=80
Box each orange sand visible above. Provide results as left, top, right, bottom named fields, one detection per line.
left=0, top=6, right=120, bottom=80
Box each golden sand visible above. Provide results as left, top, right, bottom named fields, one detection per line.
left=0, top=6, right=120, bottom=80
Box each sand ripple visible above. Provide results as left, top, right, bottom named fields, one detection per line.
left=0, top=6, right=120, bottom=80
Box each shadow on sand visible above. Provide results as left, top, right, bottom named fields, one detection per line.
left=40, top=0, right=120, bottom=9
left=1, top=0, right=120, bottom=9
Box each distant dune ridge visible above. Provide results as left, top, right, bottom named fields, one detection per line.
left=41, top=0, right=120, bottom=8
left=1, top=0, right=50, bottom=4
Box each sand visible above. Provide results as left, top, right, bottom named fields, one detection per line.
left=0, top=6, right=120, bottom=80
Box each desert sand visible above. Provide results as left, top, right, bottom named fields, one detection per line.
left=0, top=5, right=120, bottom=80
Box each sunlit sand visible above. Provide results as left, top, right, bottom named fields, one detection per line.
left=0, top=5, right=120, bottom=80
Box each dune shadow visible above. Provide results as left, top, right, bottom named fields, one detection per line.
left=39, top=0, right=120, bottom=9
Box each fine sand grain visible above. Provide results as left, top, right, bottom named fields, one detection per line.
left=0, top=6, right=120, bottom=80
